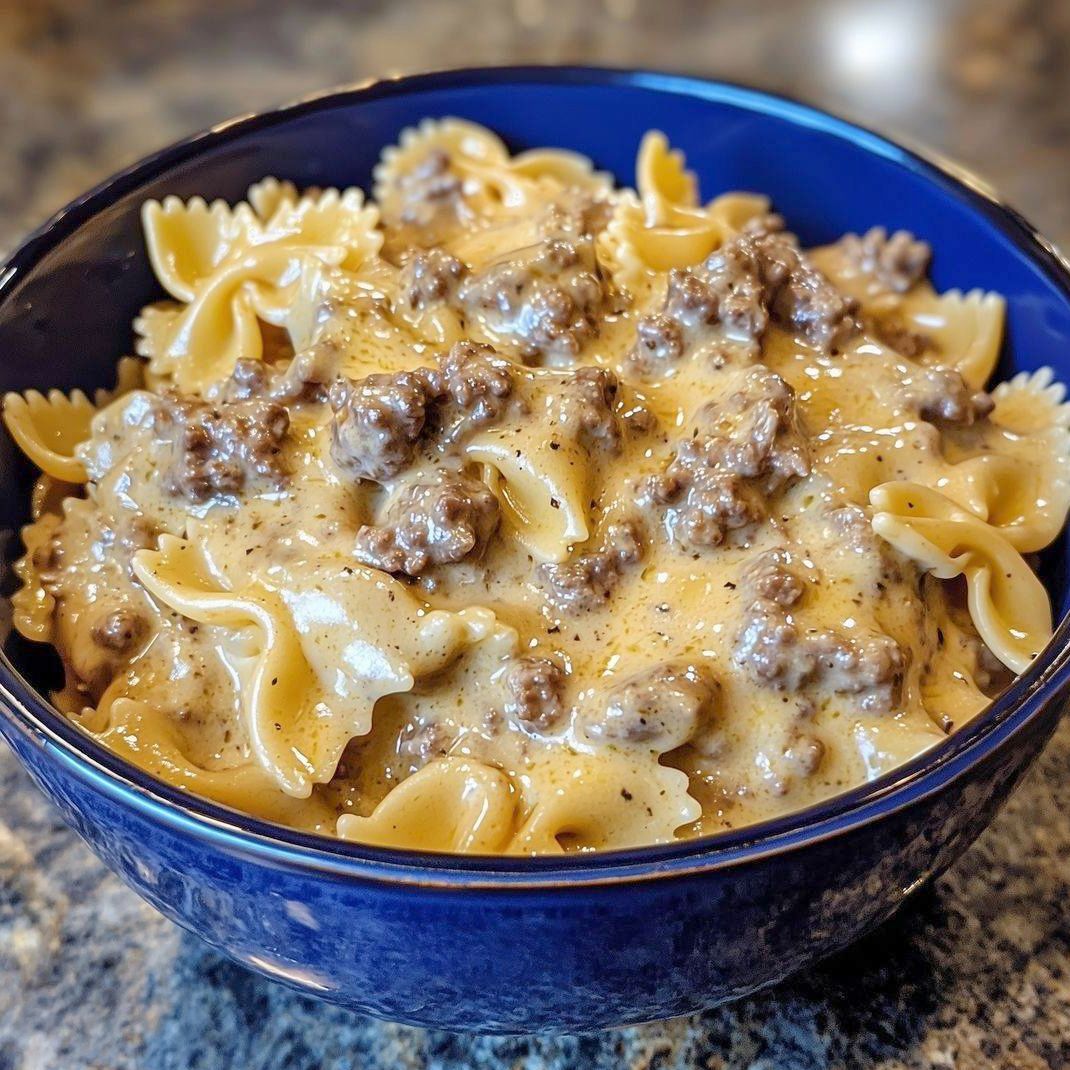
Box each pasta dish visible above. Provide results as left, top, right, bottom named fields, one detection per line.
left=5, top=120, right=1067, bottom=854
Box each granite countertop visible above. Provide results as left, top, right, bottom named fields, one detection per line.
left=3, top=1, right=1070, bottom=1066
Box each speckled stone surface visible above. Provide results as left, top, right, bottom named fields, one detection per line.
left=2, top=1, right=1070, bottom=1066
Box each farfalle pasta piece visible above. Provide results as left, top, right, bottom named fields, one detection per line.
left=2, top=387, right=97, bottom=483
left=507, top=147, right=612, bottom=195
left=919, top=603, right=993, bottom=730
left=133, top=535, right=319, bottom=795
left=512, top=750, right=700, bottom=854
left=990, top=365, right=1070, bottom=433
left=469, top=428, right=590, bottom=563
left=375, top=117, right=610, bottom=215
left=144, top=188, right=382, bottom=295
left=2, top=357, right=144, bottom=484
left=337, top=757, right=517, bottom=853
left=929, top=367, right=1070, bottom=552
left=932, top=454, right=1025, bottom=537
left=145, top=245, right=345, bottom=391
left=374, top=117, right=510, bottom=198
left=94, top=357, right=144, bottom=407
left=97, top=697, right=335, bottom=831
left=448, top=214, right=542, bottom=270
left=11, top=512, right=61, bottom=643
left=601, top=192, right=723, bottom=292
left=143, top=196, right=263, bottom=302
left=636, top=130, right=699, bottom=224
left=268, top=255, right=341, bottom=354
left=343, top=745, right=698, bottom=854
left=936, top=453, right=1068, bottom=553
left=468, top=151, right=612, bottom=211
left=708, top=191, right=772, bottom=232
left=246, top=176, right=301, bottom=221
left=601, top=148, right=768, bottom=291
left=852, top=719, right=946, bottom=781
left=30, top=474, right=72, bottom=520
left=901, top=287, right=1005, bottom=389
left=810, top=243, right=1004, bottom=386
left=373, top=117, right=508, bottom=218
left=871, top=481, right=1051, bottom=672
left=258, top=187, right=383, bottom=271
left=986, top=368, right=1070, bottom=549
left=132, top=534, right=513, bottom=796
left=133, top=302, right=181, bottom=361
left=141, top=186, right=382, bottom=390
left=920, top=668, right=989, bottom=732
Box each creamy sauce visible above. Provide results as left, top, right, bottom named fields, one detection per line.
left=5, top=122, right=1065, bottom=854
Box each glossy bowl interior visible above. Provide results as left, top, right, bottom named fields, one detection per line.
left=1, top=67, right=1069, bottom=1030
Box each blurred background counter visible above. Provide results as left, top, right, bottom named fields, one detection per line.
left=1, top=1, right=1068, bottom=1067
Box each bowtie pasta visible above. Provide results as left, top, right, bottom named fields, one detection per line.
left=5, top=120, right=1067, bottom=855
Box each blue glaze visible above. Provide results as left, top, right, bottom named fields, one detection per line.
left=0, top=67, right=1069, bottom=1032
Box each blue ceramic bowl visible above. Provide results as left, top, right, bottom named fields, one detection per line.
left=1, top=67, right=1070, bottom=1034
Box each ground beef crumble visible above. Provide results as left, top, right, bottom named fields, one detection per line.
left=538, top=194, right=614, bottom=241
left=539, top=519, right=643, bottom=613
left=742, top=548, right=808, bottom=606
left=328, top=343, right=522, bottom=481
left=90, top=607, right=147, bottom=653
left=781, top=733, right=825, bottom=778
left=583, top=661, right=719, bottom=752
left=222, top=358, right=271, bottom=401
left=154, top=392, right=290, bottom=502
left=353, top=471, right=500, bottom=576
left=838, top=226, right=931, bottom=293
left=458, top=232, right=609, bottom=360
left=906, top=365, right=993, bottom=425
left=399, top=247, right=468, bottom=311
left=734, top=549, right=906, bottom=713
left=646, top=367, right=809, bottom=549
left=764, top=730, right=827, bottom=796
left=393, top=148, right=465, bottom=228
left=434, top=340, right=516, bottom=431
left=328, top=368, right=439, bottom=482
left=222, top=346, right=342, bottom=406
left=630, top=225, right=860, bottom=373
left=872, top=320, right=931, bottom=358
left=552, top=366, right=623, bottom=452
left=503, top=655, right=567, bottom=732
left=633, top=312, right=685, bottom=369
left=824, top=504, right=881, bottom=555
left=397, top=720, right=452, bottom=771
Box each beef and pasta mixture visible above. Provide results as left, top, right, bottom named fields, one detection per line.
left=5, top=121, right=1068, bottom=853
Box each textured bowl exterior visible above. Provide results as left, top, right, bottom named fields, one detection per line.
left=0, top=67, right=1069, bottom=1032
left=0, top=694, right=1065, bottom=1032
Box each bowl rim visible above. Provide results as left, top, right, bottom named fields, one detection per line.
left=2, top=63, right=1070, bottom=889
